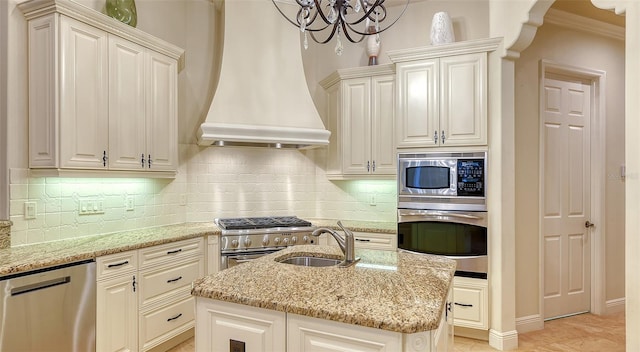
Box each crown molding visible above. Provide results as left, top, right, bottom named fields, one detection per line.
left=544, top=8, right=624, bottom=41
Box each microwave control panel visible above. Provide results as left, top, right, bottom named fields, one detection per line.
left=457, top=159, right=485, bottom=197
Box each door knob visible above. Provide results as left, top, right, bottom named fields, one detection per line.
left=585, top=221, right=595, bottom=228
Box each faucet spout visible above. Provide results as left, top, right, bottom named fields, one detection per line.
left=310, top=221, right=359, bottom=267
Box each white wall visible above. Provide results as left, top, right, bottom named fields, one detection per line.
left=514, top=20, right=625, bottom=318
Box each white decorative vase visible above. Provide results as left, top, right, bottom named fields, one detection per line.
left=430, top=11, right=455, bottom=45
left=366, top=26, right=380, bottom=65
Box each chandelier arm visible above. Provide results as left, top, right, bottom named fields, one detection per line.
left=271, top=0, right=305, bottom=28
left=313, top=0, right=332, bottom=26
left=341, top=21, right=365, bottom=43
left=309, top=23, right=340, bottom=44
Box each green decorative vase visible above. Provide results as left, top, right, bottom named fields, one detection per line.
left=106, top=0, right=137, bottom=28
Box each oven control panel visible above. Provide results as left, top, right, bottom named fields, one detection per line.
left=220, top=231, right=317, bottom=253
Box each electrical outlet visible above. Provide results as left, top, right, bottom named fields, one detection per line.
left=24, top=202, right=36, bottom=219
left=125, top=196, right=135, bottom=211
left=369, top=194, right=377, bottom=206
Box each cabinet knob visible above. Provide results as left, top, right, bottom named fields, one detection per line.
left=148, top=154, right=152, bottom=168
left=367, top=161, right=371, bottom=172
left=141, top=153, right=146, bottom=168
left=102, top=151, right=108, bottom=167
left=434, top=130, right=438, bottom=144
left=441, top=130, right=446, bottom=144
left=372, top=160, right=376, bottom=172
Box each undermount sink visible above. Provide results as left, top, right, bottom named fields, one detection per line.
left=276, top=256, right=342, bottom=267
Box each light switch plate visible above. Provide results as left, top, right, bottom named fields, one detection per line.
left=24, top=202, right=36, bottom=219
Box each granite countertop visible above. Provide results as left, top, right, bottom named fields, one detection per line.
left=192, top=245, right=455, bottom=334
left=0, top=222, right=220, bottom=276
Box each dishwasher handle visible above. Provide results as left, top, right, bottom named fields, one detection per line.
left=11, top=276, right=71, bottom=296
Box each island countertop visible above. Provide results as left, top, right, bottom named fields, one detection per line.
left=191, top=245, right=456, bottom=334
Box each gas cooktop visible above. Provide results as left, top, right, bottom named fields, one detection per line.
left=216, top=216, right=313, bottom=230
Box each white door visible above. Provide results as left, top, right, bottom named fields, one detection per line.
left=542, top=75, right=592, bottom=319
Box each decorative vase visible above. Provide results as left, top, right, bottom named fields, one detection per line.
left=106, top=0, right=137, bottom=28
left=365, top=25, right=380, bottom=66
left=430, top=11, right=455, bottom=45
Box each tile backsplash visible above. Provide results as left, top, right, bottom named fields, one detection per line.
left=9, top=145, right=397, bottom=246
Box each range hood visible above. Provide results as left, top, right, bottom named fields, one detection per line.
left=197, top=0, right=331, bottom=149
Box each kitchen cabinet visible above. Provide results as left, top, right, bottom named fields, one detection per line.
left=388, top=38, right=501, bottom=149
left=324, top=230, right=397, bottom=251
left=320, top=65, right=396, bottom=179
left=207, top=235, right=220, bottom=275
left=19, top=0, right=183, bottom=178
left=196, top=297, right=452, bottom=352
left=97, top=251, right=139, bottom=352
left=96, top=237, right=205, bottom=352
left=452, top=276, right=489, bottom=330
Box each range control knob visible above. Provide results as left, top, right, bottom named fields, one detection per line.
left=283, top=238, right=290, bottom=245
left=290, top=236, right=298, bottom=244
left=302, top=236, right=310, bottom=244
left=231, top=239, right=239, bottom=248
left=262, top=236, right=270, bottom=246
left=244, top=238, right=252, bottom=247
left=274, top=237, right=281, bottom=245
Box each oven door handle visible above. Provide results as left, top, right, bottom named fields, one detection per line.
left=401, top=211, right=482, bottom=220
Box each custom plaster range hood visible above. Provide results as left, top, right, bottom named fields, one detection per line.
left=197, top=0, right=331, bottom=149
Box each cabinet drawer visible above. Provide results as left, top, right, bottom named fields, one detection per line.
left=139, top=296, right=194, bottom=351
left=353, top=232, right=397, bottom=251
left=452, top=277, right=488, bottom=329
left=96, top=250, right=137, bottom=279
left=138, top=237, right=204, bottom=268
left=138, top=257, right=204, bottom=307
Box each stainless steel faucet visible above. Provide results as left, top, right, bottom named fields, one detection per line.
left=311, top=221, right=359, bottom=267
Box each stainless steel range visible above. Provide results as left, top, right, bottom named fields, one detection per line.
left=216, top=216, right=317, bottom=269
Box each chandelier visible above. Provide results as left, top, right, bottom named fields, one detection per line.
left=272, top=0, right=409, bottom=55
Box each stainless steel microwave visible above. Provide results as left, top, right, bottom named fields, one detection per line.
left=397, top=151, right=487, bottom=211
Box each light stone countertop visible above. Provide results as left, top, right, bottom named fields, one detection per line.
left=191, top=245, right=456, bottom=334
left=0, top=222, right=219, bottom=277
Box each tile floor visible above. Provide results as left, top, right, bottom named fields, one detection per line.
left=168, top=311, right=625, bottom=352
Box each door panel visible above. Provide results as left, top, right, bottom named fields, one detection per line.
left=542, top=76, right=591, bottom=319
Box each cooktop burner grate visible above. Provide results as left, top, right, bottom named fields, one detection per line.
left=216, top=216, right=312, bottom=230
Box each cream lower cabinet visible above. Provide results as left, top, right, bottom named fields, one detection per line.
left=196, top=296, right=452, bottom=352
left=20, top=0, right=182, bottom=177
left=452, top=276, right=489, bottom=330
left=389, top=39, right=501, bottom=149
left=97, top=238, right=205, bottom=352
left=323, top=231, right=397, bottom=251
left=320, top=65, right=396, bottom=179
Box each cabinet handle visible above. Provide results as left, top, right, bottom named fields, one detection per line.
left=107, top=260, right=129, bottom=268
left=148, top=154, right=152, bottom=168
left=441, top=130, right=446, bottom=144
left=167, top=313, right=183, bottom=322
left=367, top=161, right=370, bottom=172
left=167, top=248, right=183, bottom=255
left=141, top=154, right=146, bottom=168
left=434, top=130, right=438, bottom=144
left=132, top=275, right=137, bottom=293
left=166, top=276, right=183, bottom=283
left=454, top=302, right=473, bottom=307
left=102, top=151, right=108, bottom=167
left=372, top=160, right=376, bottom=172
left=355, top=238, right=370, bottom=242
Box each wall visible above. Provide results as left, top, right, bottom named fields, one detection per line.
left=514, top=19, right=625, bottom=319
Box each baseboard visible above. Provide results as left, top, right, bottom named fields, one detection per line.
left=489, top=329, right=519, bottom=351
left=516, top=314, right=544, bottom=333
left=454, top=326, right=489, bottom=341
left=606, top=298, right=626, bottom=314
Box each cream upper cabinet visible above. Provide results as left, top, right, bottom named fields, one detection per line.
left=320, top=65, right=396, bottom=180
left=19, top=0, right=183, bottom=177
left=389, top=38, right=501, bottom=149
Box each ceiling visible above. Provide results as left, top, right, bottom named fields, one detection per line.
left=550, top=0, right=625, bottom=27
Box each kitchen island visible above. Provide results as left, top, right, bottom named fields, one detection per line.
left=192, top=245, right=456, bottom=352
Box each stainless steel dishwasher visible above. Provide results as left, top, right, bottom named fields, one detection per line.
left=0, top=259, right=96, bottom=351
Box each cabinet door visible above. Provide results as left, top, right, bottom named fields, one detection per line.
left=145, top=51, right=178, bottom=171
left=353, top=231, right=397, bottom=251
left=439, top=53, right=487, bottom=146
left=342, top=77, right=372, bottom=175
left=396, top=59, right=439, bottom=148
left=452, top=276, right=489, bottom=329
left=288, top=313, right=402, bottom=351
left=370, top=75, right=396, bottom=175
left=58, top=16, right=109, bottom=169
left=108, top=35, right=147, bottom=170
left=97, top=275, right=138, bottom=352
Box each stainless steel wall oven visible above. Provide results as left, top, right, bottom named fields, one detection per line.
left=397, top=151, right=488, bottom=279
